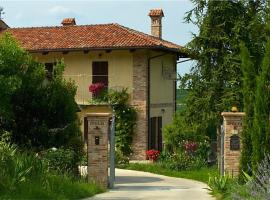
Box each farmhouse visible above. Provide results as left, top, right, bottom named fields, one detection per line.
left=0, top=9, right=186, bottom=159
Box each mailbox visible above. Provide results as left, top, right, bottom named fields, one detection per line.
left=230, top=134, right=240, bottom=151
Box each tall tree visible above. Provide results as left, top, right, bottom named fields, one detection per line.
left=252, top=39, right=270, bottom=170
left=240, top=44, right=256, bottom=173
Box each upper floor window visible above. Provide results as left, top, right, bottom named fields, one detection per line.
left=45, top=63, right=54, bottom=80
left=92, top=61, right=108, bottom=87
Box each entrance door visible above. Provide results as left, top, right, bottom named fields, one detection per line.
left=92, top=61, right=108, bottom=86
left=149, top=117, right=162, bottom=151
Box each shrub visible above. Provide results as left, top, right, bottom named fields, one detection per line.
left=0, top=138, right=103, bottom=199
left=208, top=175, right=231, bottom=194
left=42, top=147, right=77, bottom=175
left=158, top=150, right=206, bottom=171
left=232, top=154, right=270, bottom=199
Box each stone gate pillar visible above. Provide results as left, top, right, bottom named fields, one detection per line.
left=86, top=113, right=111, bottom=188
left=221, top=111, right=245, bottom=177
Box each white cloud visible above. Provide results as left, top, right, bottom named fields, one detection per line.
left=48, top=6, right=71, bottom=15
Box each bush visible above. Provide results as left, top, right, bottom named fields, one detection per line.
left=158, top=150, right=207, bottom=171
left=0, top=139, right=103, bottom=199
left=208, top=175, right=231, bottom=195
left=232, top=154, right=270, bottom=200
left=42, top=147, right=77, bottom=175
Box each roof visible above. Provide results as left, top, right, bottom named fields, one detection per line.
left=1, top=23, right=183, bottom=53
left=149, top=9, right=164, bottom=17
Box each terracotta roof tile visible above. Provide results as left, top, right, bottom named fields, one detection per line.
left=149, top=9, right=164, bottom=17
left=1, top=23, right=182, bottom=53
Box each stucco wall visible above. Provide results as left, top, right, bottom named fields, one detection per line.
left=149, top=53, right=176, bottom=129
left=33, top=50, right=133, bottom=105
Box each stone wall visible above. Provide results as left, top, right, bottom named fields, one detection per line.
left=221, top=112, right=245, bottom=177
left=131, top=52, right=148, bottom=160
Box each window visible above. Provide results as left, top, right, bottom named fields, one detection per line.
left=149, top=117, right=162, bottom=151
left=92, top=61, right=108, bottom=86
left=45, top=63, right=54, bottom=80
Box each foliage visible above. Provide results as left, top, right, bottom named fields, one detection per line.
left=251, top=39, right=270, bottom=170
left=158, top=150, right=207, bottom=171
left=121, top=163, right=218, bottom=184
left=164, top=110, right=209, bottom=153
left=146, top=149, right=160, bottom=161
left=107, top=89, right=137, bottom=158
left=181, top=0, right=269, bottom=144
left=232, top=154, right=270, bottom=200
left=208, top=175, right=231, bottom=195
left=0, top=34, right=83, bottom=166
left=0, top=138, right=104, bottom=199
left=42, top=147, right=79, bottom=175
left=240, top=44, right=255, bottom=174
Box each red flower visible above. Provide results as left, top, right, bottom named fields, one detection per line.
left=146, top=149, right=160, bottom=161
left=89, top=82, right=105, bottom=97
left=184, top=141, right=198, bottom=153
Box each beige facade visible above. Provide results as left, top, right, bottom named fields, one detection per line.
left=32, top=49, right=177, bottom=160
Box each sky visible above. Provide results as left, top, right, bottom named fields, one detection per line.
left=0, top=0, right=198, bottom=76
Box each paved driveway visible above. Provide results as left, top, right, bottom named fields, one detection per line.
left=87, top=168, right=215, bottom=200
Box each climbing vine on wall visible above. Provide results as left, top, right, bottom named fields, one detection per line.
left=107, top=89, right=137, bottom=158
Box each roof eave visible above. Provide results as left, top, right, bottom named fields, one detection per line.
left=28, top=46, right=185, bottom=54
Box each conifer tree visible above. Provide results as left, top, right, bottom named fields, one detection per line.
left=252, top=39, right=270, bottom=170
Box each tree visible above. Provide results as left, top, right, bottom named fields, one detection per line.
left=0, top=34, right=82, bottom=153
left=181, top=0, right=268, bottom=139
left=252, top=39, right=270, bottom=170
left=240, top=44, right=256, bottom=173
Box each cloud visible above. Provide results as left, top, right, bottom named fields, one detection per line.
left=48, top=6, right=71, bottom=15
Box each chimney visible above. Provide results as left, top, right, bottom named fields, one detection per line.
left=148, top=9, right=164, bottom=38
left=61, top=18, right=76, bottom=26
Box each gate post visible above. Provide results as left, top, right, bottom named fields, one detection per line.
left=86, top=113, right=111, bottom=188
left=221, top=111, right=245, bottom=177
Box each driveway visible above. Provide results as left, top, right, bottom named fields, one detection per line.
left=87, top=168, right=215, bottom=200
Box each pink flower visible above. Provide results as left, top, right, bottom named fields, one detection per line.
left=89, top=82, right=105, bottom=97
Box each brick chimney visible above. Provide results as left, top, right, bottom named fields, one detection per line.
left=61, top=18, right=76, bottom=26
left=148, top=9, right=164, bottom=38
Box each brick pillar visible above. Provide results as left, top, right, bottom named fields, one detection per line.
left=221, top=112, right=245, bottom=177
left=131, top=52, right=148, bottom=160
left=87, top=113, right=111, bottom=188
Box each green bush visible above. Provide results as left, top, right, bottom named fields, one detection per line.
left=42, top=147, right=78, bottom=175
left=158, top=150, right=207, bottom=171
left=208, top=175, right=231, bottom=194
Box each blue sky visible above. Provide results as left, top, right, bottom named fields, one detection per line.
left=0, top=0, right=197, bottom=76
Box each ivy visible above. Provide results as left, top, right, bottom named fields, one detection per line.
left=107, top=89, right=137, bottom=158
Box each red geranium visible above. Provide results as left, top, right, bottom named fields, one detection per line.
left=89, top=82, right=105, bottom=97
left=146, top=149, right=160, bottom=161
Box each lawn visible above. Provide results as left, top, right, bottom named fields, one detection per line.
left=120, top=163, right=218, bottom=184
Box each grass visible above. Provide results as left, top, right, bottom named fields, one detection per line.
left=1, top=175, right=104, bottom=200
left=121, top=163, right=218, bottom=184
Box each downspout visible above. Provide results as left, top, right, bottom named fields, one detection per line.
left=147, top=52, right=169, bottom=150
